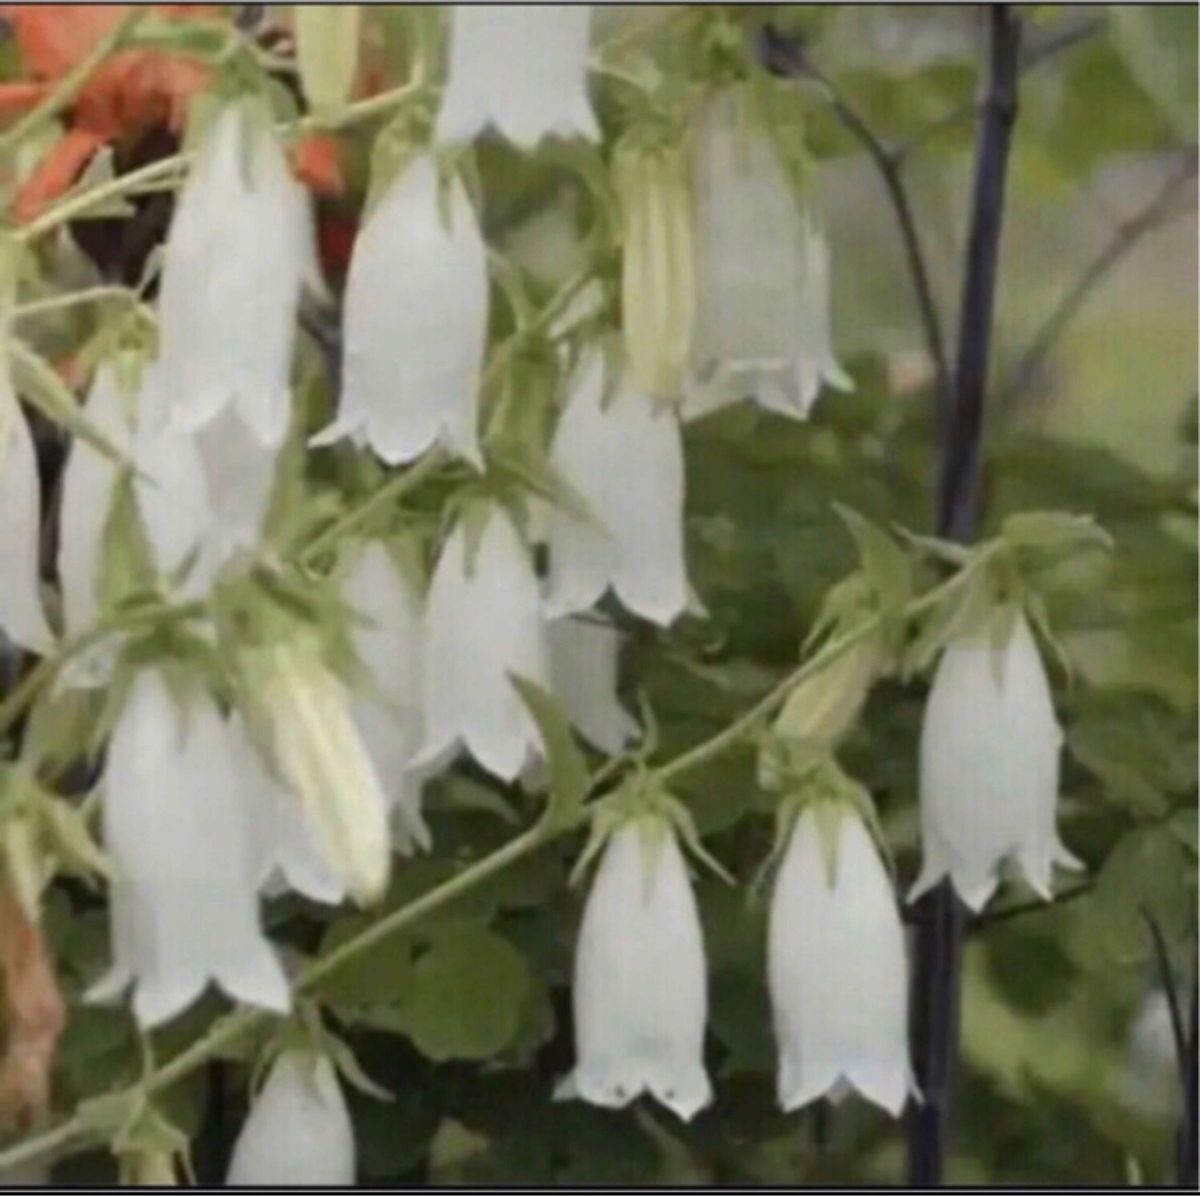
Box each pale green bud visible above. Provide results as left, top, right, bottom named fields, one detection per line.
left=614, top=139, right=696, bottom=401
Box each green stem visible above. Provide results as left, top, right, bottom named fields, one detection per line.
left=0, top=12, right=142, bottom=162
left=13, top=287, right=139, bottom=322
left=297, top=447, right=447, bottom=569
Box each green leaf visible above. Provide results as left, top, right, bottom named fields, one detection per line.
left=833, top=503, right=912, bottom=615
left=509, top=674, right=589, bottom=831
left=1109, top=7, right=1198, bottom=141
left=394, top=924, right=532, bottom=1061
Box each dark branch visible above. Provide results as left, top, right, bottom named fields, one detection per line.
left=1141, top=907, right=1190, bottom=1103
left=756, top=25, right=952, bottom=423
left=909, top=9, right=1023, bottom=1187
left=1179, top=965, right=1198, bottom=1186
left=1000, top=149, right=1198, bottom=406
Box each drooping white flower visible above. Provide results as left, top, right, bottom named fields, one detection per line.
left=545, top=354, right=689, bottom=626
left=769, top=805, right=913, bottom=1116
left=247, top=640, right=392, bottom=906
left=88, top=670, right=289, bottom=1027
left=231, top=713, right=345, bottom=906
left=57, top=362, right=134, bottom=637
left=688, top=87, right=851, bottom=421
left=912, top=612, right=1081, bottom=912
left=342, top=541, right=430, bottom=852
left=1122, top=991, right=1182, bottom=1117
left=437, top=5, right=597, bottom=148
left=415, top=509, right=548, bottom=782
left=0, top=372, right=51, bottom=653
left=557, top=819, right=711, bottom=1121
left=546, top=615, right=638, bottom=755
left=154, top=99, right=312, bottom=447
left=313, top=154, right=486, bottom=466
left=226, top=1051, right=355, bottom=1186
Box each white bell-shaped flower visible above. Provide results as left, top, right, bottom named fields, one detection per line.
left=226, top=1051, right=355, bottom=1186
left=913, top=613, right=1081, bottom=912
left=231, top=714, right=344, bottom=905
left=688, top=87, right=851, bottom=422
left=88, top=670, right=289, bottom=1027
left=545, top=354, right=689, bottom=626
left=769, top=805, right=913, bottom=1116
left=343, top=542, right=430, bottom=852
left=437, top=5, right=597, bottom=148
left=154, top=99, right=312, bottom=447
left=546, top=615, right=638, bottom=756
left=58, top=363, right=133, bottom=637
left=558, top=819, right=711, bottom=1120
left=0, top=373, right=51, bottom=653
left=313, top=154, right=486, bottom=466
left=415, top=509, right=548, bottom=782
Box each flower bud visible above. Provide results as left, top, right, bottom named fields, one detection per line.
left=773, top=630, right=882, bottom=748
left=247, top=641, right=392, bottom=906
left=913, top=612, right=1081, bottom=912
left=769, top=804, right=913, bottom=1115
left=557, top=818, right=711, bottom=1121
left=615, top=138, right=695, bottom=400
left=227, top=1051, right=355, bottom=1186
left=295, top=5, right=360, bottom=116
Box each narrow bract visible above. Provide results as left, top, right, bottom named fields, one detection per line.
left=913, top=613, right=1081, bottom=911
left=437, top=5, right=597, bottom=148
left=314, top=154, right=487, bottom=466
left=546, top=354, right=689, bottom=626
left=558, top=820, right=712, bottom=1121
left=769, top=806, right=913, bottom=1116
left=226, top=1051, right=355, bottom=1185
left=88, top=671, right=289, bottom=1028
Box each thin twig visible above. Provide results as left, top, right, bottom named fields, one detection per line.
left=758, top=26, right=951, bottom=420
left=1178, top=964, right=1198, bottom=1186
left=971, top=881, right=1093, bottom=927
left=1000, top=149, right=1199, bottom=406
left=910, top=8, right=1023, bottom=1186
